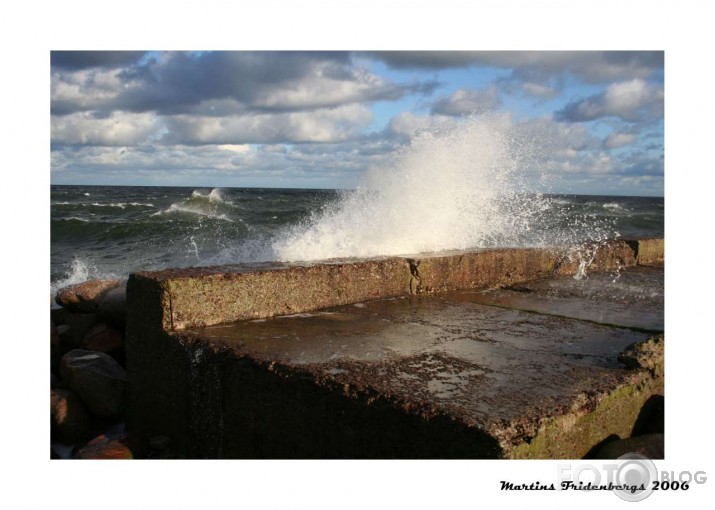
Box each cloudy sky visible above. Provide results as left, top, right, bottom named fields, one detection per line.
left=50, top=51, right=664, bottom=195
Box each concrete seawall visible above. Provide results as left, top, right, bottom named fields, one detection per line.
left=125, top=238, right=664, bottom=458
left=128, top=238, right=647, bottom=331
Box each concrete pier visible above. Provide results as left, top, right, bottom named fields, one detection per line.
left=125, top=238, right=664, bottom=458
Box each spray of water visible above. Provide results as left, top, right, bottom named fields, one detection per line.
left=51, top=257, right=119, bottom=304
left=209, top=116, right=620, bottom=265
left=216, top=115, right=582, bottom=264
left=278, top=117, right=538, bottom=260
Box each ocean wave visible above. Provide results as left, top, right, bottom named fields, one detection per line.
left=603, top=203, right=621, bottom=209
left=59, top=216, right=90, bottom=222
left=192, top=188, right=229, bottom=203
left=90, top=202, right=155, bottom=208
left=155, top=188, right=235, bottom=221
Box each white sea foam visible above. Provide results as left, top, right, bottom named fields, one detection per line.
left=92, top=202, right=126, bottom=209
left=91, top=202, right=156, bottom=208
left=603, top=202, right=621, bottom=209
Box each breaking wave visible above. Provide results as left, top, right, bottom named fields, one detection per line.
left=155, top=188, right=235, bottom=221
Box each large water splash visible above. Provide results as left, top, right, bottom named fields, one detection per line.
left=270, top=116, right=555, bottom=261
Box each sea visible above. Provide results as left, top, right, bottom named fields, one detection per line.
left=50, top=184, right=664, bottom=294
left=50, top=118, right=664, bottom=293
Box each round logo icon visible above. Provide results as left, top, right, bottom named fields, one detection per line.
left=613, top=453, right=658, bottom=502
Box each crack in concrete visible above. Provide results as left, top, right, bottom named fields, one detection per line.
left=406, top=258, right=421, bottom=294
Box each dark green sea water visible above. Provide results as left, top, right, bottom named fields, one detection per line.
left=51, top=185, right=663, bottom=292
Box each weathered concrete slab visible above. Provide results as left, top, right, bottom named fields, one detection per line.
left=131, top=258, right=412, bottom=330
left=461, top=266, right=663, bottom=332
left=128, top=239, right=653, bottom=332
left=625, top=238, right=665, bottom=266
left=125, top=239, right=664, bottom=458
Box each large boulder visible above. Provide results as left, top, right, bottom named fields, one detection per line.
left=81, top=323, right=123, bottom=361
left=55, top=279, right=121, bottom=313
left=59, top=350, right=127, bottom=418
left=632, top=395, right=664, bottom=436
left=595, top=433, right=664, bottom=459
left=51, top=321, right=61, bottom=372
left=51, top=306, right=70, bottom=325
left=51, top=389, right=91, bottom=444
left=59, top=313, right=99, bottom=352
left=97, top=285, right=127, bottom=330
left=74, top=433, right=136, bottom=459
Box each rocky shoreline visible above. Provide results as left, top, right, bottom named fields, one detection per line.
left=51, top=279, right=175, bottom=459
left=52, top=259, right=664, bottom=459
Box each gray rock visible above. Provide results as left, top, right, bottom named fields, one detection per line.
left=55, top=279, right=121, bottom=313
left=51, top=388, right=91, bottom=444
left=59, top=313, right=99, bottom=351
left=632, top=395, right=664, bottom=436
left=51, top=306, right=70, bottom=325
left=51, top=321, right=61, bottom=372
left=595, top=433, right=664, bottom=459
left=59, top=349, right=127, bottom=418
left=81, top=323, right=123, bottom=357
left=98, top=285, right=127, bottom=330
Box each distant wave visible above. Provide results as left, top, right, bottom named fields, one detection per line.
left=59, top=216, right=90, bottom=222
left=191, top=188, right=228, bottom=203
left=91, top=202, right=155, bottom=208
left=154, top=188, right=235, bottom=221
left=603, top=203, right=621, bottom=209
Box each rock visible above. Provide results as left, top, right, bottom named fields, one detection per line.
left=595, top=433, right=664, bottom=459
left=59, top=313, right=99, bottom=352
left=632, top=395, right=664, bottom=436
left=59, top=349, right=127, bottom=418
left=619, top=335, right=664, bottom=376
left=82, top=323, right=123, bottom=359
left=98, top=285, right=127, bottom=330
left=55, top=279, right=122, bottom=313
left=51, top=320, right=59, bottom=346
left=74, top=433, right=135, bottom=459
left=149, top=435, right=171, bottom=452
left=51, top=389, right=91, bottom=444
left=51, top=321, right=62, bottom=372
left=51, top=306, right=70, bottom=325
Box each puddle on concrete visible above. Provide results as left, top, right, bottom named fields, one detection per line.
left=190, top=266, right=661, bottom=426
left=454, top=266, right=663, bottom=331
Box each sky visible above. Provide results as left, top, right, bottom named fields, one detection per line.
left=50, top=51, right=664, bottom=196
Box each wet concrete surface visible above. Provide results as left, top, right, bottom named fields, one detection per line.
left=190, top=266, right=661, bottom=436
left=455, top=265, right=663, bottom=332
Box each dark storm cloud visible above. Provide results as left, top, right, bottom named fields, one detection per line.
left=366, top=51, right=663, bottom=84
left=52, top=51, right=432, bottom=117
left=50, top=51, right=147, bottom=70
